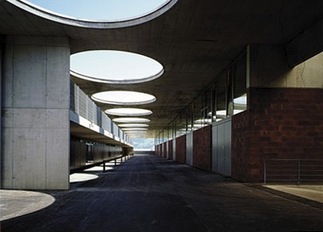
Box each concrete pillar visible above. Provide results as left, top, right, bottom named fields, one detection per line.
left=0, top=35, right=4, bottom=187
left=1, top=36, right=70, bottom=190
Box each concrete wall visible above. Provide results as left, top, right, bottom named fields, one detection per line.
left=250, top=44, right=323, bottom=88
left=287, top=52, right=323, bottom=88
left=2, top=36, right=70, bottom=189
left=232, top=87, right=323, bottom=182
left=0, top=36, right=3, bottom=185
left=193, top=125, right=211, bottom=171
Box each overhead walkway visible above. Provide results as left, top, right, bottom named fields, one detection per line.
left=1, top=154, right=323, bottom=232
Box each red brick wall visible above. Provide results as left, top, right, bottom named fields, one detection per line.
left=176, top=135, right=186, bottom=163
left=155, top=145, right=159, bottom=156
left=157, top=144, right=161, bottom=157
left=162, top=142, right=167, bottom=158
left=168, top=140, right=173, bottom=160
left=232, top=87, right=323, bottom=182
left=232, top=111, right=250, bottom=182
left=193, top=125, right=212, bottom=171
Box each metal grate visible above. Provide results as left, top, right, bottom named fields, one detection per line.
left=264, top=159, right=323, bottom=184
left=70, top=81, right=130, bottom=144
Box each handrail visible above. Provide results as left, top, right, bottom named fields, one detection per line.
left=70, top=80, right=131, bottom=144
left=264, top=159, right=323, bottom=184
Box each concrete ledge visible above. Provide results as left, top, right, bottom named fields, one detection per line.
left=7, top=0, right=178, bottom=29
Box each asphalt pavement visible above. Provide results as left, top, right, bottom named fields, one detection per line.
left=1, top=154, right=323, bottom=232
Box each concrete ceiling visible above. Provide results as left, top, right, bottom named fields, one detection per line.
left=1, top=0, right=323, bottom=138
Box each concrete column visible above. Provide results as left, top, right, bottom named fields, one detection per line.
left=0, top=35, right=4, bottom=188
left=2, top=36, right=70, bottom=190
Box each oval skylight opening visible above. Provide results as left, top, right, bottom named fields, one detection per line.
left=92, top=91, right=156, bottom=105
left=105, top=108, right=152, bottom=117
left=122, top=128, right=148, bottom=131
left=118, top=124, right=149, bottom=128
left=25, top=0, right=173, bottom=22
left=70, top=50, right=163, bottom=84
left=113, top=118, right=150, bottom=123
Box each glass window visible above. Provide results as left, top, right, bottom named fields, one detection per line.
left=233, top=53, right=247, bottom=115
left=215, top=72, right=227, bottom=122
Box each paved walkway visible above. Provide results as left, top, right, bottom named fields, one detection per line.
left=1, top=154, right=323, bottom=232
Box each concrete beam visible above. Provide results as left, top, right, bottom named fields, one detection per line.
left=249, top=44, right=290, bottom=88
left=286, top=18, right=323, bottom=67
left=249, top=44, right=323, bottom=88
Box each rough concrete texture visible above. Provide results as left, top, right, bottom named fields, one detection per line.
left=2, top=36, right=70, bottom=190
left=2, top=154, right=323, bottom=232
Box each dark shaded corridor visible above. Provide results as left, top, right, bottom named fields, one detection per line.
left=2, top=154, right=323, bottom=232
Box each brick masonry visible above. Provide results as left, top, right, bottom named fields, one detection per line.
left=193, top=125, right=212, bottom=171
left=175, top=135, right=186, bottom=164
left=232, top=87, right=323, bottom=182
left=162, top=142, right=167, bottom=158
left=156, top=144, right=162, bottom=157
left=168, top=140, right=173, bottom=160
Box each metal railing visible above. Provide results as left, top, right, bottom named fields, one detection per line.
left=70, top=81, right=130, bottom=144
left=264, top=159, right=323, bottom=184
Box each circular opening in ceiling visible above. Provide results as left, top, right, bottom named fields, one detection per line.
left=113, top=118, right=150, bottom=123
left=92, top=91, right=156, bottom=105
left=122, top=128, right=148, bottom=131
left=70, top=50, right=164, bottom=84
left=105, top=108, right=152, bottom=117
left=118, top=124, right=149, bottom=128
left=24, top=0, right=173, bottom=22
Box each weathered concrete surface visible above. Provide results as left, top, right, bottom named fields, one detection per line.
left=2, top=36, right=70, bottom=190
left=2, top=154, right=323, bottom=232
left=2, top=1, right=323, bottom=136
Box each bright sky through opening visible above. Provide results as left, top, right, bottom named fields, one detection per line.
left=26, top=0, right=170, bottom=21
left=71, top=50, right=163, bottom=84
